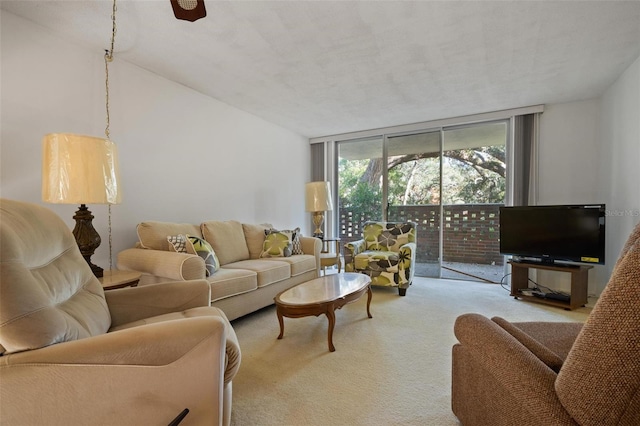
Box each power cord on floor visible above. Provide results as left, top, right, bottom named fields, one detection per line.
left=500, top=273, right=511, bottom=292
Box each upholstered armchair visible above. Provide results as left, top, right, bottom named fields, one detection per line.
left=452, top=221, right=640, bottom=425
left=0, top=199, right=241, bottom=426
left=344, top=221, right=417, bottom=296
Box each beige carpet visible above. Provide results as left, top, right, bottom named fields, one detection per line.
left=229, top=276, right=592, bottom=426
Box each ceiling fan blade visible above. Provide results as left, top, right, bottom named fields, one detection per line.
left=170, top=0, right=206, bottom=22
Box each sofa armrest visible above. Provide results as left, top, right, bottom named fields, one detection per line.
left=454, top=313, right=558, bottom=380
left=105, top=280, right=211, bottom=327
left=345, top=239, right=365, bottom=254
left=0, top=316, right=227, bottom=425
left=300, top=236, right=321, bottom=256
left=399, top=241, right=416, bottom=254
left=300, top=236, right=322, bottom=274
left=117, top=247, right=206, bottom=281
left=2, top=315, right=224, bottom=366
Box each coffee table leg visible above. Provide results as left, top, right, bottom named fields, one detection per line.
left=366, top=285, right=373, bottom=318
left=276, top=308, right=285, bottom=340
left=326, top=308, right=336, bottom=352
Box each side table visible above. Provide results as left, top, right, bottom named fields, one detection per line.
left=99, top=269, right=142, bottom=291
left=320, top=238, right=341, bottom=276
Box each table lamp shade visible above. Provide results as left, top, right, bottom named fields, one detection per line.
left=305, top=181, right=333, bottom=212
left=42, top=133, right=121, bottom=205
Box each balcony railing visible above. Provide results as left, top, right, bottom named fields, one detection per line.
left=338, top=203, right=503, bottom=266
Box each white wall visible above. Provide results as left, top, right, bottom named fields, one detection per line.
left=535, top=100, right=604, bottom=295
left=598, top=55, right=640, bottom=283
left=536, top=55, right=640, bottom=295
left=1, top=12, right=310, bottom=269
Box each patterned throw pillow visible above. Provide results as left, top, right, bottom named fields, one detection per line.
left=167, top=234, right=189, bottom=253
left=187, top=235, right=220, bottom=276
left=260, top=229, right=294, bottom=258
left=275, top=227, right=303, bottom=255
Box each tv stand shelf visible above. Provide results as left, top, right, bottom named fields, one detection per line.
left=508, top=261, right=592, bottom=310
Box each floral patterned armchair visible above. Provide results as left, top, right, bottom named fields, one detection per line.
left=344, top=221, right=417, bottom=296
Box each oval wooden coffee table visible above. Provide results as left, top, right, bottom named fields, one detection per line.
left=274, top=272, right=372, bottom=352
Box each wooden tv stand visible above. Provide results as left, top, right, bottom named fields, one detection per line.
left=508, top=261, right=592, bottom=310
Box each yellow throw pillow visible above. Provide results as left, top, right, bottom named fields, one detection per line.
left=260, top=229, right=294, bottom=258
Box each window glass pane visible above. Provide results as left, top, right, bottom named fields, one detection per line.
left=442, top=122, right=507, bottom=204
left=337, top=137, right=384, bottom=240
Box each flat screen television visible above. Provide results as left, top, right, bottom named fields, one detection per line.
left=499, top=204, right=606, bottom=265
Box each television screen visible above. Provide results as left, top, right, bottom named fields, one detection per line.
left=499, top=204, right=606, bottom=265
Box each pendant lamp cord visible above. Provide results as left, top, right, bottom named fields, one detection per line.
left=105, top=0, right=117, bottom=270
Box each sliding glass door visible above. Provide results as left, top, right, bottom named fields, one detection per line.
left=336, top=119, right=508, bottom=283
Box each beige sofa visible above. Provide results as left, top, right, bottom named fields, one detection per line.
left=118, top=220, right=322, bottom=321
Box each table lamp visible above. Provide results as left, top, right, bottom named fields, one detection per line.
left=42, top=133, right=121, bottom=277
left=305, top=181, right=334, bottom=239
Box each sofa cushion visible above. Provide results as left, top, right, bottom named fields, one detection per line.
left=354, top=251, right=399, bottom=272
left=242, top=223, right=272, bottom=259
left=138, top=222, right=202, bottom=251
left=261, top=254, right=316, bottom=277
left=207, top=268, right=258, bottom=302
left=223, top=259, right=290, bottom=288
left=201, top=220, right=250, bottom=266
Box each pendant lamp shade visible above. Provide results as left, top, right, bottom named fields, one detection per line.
left=42, top=133, right=121, bottom=205
left=41, top=133, right=121, bottom=278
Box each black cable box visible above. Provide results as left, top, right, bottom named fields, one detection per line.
left=544, top=293, right=570, bottom=302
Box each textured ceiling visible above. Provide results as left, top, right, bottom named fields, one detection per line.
left=3, top=0, right=640, bottom=138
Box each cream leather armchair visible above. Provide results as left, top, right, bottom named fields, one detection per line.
left=0, top=199, right=241, bottom=426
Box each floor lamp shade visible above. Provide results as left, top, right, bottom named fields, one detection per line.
left=42, top=133, right=121, bottom=205
left=305, top=181, right=333, bottom=238
left=42, top=133, right=121, bottom=277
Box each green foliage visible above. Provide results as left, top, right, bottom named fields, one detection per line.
left=338, top=158, right=382, bottom=221
left=388, top=157, right=441, bottom=206
left=340, top=183, right=382, bottom=222
left=339, top=145, right=505, bottom=213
